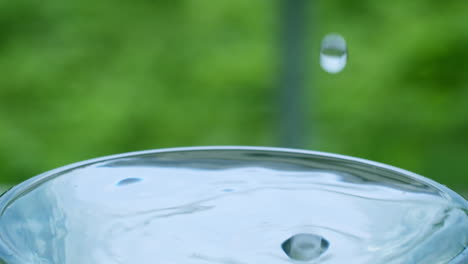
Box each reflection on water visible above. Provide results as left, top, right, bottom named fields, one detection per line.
left=0, top=148, right=466, bottom=263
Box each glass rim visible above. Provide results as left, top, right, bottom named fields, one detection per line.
left=2, top=146, right=466, bottom=205
left=0, top=146, right=467, bottom=263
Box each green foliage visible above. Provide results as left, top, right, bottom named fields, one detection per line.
left=0, top=0, right=466, bottom=193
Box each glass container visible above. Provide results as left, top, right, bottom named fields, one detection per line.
left=0, top=146, right=466, bottom=263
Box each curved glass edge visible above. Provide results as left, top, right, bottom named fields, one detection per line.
left=449, top=247, right=468, bottom=264
left=1, top=146, right=467, bottom=212
left=0, top=146, right=467, bottom=263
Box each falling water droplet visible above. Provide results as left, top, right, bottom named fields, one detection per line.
left=320, top=33, right=347, bottom=74
left=116, top=178, right=142, bottom=186
left=282, top=233, right=329, bottom=261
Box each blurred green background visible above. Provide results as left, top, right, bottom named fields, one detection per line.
left=0, top=0, right=467, bottom=195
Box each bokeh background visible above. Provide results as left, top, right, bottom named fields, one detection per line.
left=0, top=0, right=467, bottom=196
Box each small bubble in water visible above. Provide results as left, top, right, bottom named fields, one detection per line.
left=320, top=33, right=347, bottom=74
left=282, top=233, right=329, bottom=261
left=117, top=178, right=142, bottom=186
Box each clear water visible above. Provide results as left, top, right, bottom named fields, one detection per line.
left=0, top=148, right=466, bottom=264
left=320, top=34, right=347, bottom=74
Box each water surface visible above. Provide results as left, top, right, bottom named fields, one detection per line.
left=0, top=148, right=466, bottom=263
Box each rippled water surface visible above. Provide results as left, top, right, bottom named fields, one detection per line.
left=0, top=148, right=467, bottom=263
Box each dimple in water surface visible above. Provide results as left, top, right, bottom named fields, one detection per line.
left=116, top=177, right=143, bottom=186
left=282, top=233, right=329, bottom=261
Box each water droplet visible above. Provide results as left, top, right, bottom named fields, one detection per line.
left=116, top=178, right=142, bottom=186
left=282, top=233, right=329, bottom=261
left=320, top=33, right=347, bottom=74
